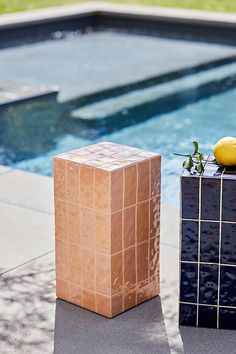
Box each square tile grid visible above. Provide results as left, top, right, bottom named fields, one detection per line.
left=54, top=142, right=161, bottom=317
left=179, top=157, right=236, bottom=329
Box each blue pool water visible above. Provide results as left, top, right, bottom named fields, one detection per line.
left=1, top=31, right=236, bottom=205
left=1, top=86, right=236, bottom=205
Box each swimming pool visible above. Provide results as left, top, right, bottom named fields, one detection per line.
left=1, top=31, right=236, bottom=205
left=1, top=84, right=236, bottom=205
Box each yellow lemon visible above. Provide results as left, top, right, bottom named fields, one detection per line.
left=214, top=137, right=236, bottom=166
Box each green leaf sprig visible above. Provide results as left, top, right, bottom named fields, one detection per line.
left=173, top=141, right=206, bottom=174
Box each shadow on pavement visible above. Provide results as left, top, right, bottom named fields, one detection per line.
left=179, top=325, right=236, bottom=354
left=54, top=296, right=170, bottom=354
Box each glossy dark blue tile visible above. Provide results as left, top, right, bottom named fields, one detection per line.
left=181, top=220, right=199, bottom=262
left=221, top=223, right=236, bottom=265
left=181, top=176, right=199, bottom=219
left=199, top=264, right=218, bottom=305
left=179, top=303, right=197, bottom=326
left=222, top=179, right=236, bottom=222
left=198, top=305, right=217, bottom=328
left=201, top=178, right=220, bottom=221
left=220, top=266, right=236, bottom=307
left=219, top=307, right=236, bottom=330
left=180, top=263, right=198, bottom=303
left=200, top=222, right=219, bottom=263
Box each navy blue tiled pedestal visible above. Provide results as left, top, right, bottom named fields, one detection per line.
left=179, top=158, right=236, bottom=330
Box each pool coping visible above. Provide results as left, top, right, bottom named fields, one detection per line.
left=1, top=2, right=236, bottom=30
left=1, top=2, right=236, bottom=48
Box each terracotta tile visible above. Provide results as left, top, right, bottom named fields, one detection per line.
left=69, top=283, right=82, bottom=306
left=56, top=278, right=69, bottom=301
left=123, top=205, right=136, bottom=249
left=124, top=288, right=136, bottom=311
left=111, top=211, right=122, bottom=254
left=124, top=246, right=136, bottom=288
left=80, top=165, right=94, bottom=208
left=149, top=237, right=159, bottom=278
left=82, top=248, right=95, bottom=291
left=68, top=243, right=81, bottom=284
left=96, top=293, right=111, bottom=317
left=111, top=169, right=123, bottom=212
left=137, top=160, right=150, bottom=202
left=95, top=168, right=110, bottom=212
left=55, top=143, right=161, bottom=316
left=54, top=158, right=66, bottom=199
left=111, top=252, right=123, bottom=294
left=150, top=196, right=160, bottom=238
left=55, top=239, right=68, bottom=279
left=67, top=203, right=80, bottom=244
left=95, top=212, right=110, bottom=254
left=137, top=241, right=148, bottom=282
left=111, top=292, right=123, bottom=317
left=82, top=289, right=95, bottom=312
left=137, top=279, right=149, bottom=304
left=124, top=165, right=137, bottom=207
left=55, top=199, right=67, bottom=241
left=96, top=253, right=111, bottom=295
left=80, top=207, right=94, bottom=250
left=66, top=161, right=80, bottom=204
left=150, top=156, right=161, bottom=198
left=137, top=200, right=149, bottom=243
left=149, top=275, right=160, bottom=298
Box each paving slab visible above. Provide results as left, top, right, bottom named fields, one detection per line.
left=0, top=204, right=236, bottom=353
left=0, top=201, right=54, bottom=274
left=0, top=169, right=54, bottom=214
left=0, top=32, right=236, bottom=102
left=0, top=253, right=55, bottom=354
left=0, top=164, right=11, bottom=174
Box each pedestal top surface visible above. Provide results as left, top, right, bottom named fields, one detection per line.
left=182, top=155, right=236, bottom=179
left=54, top=142, right=160, bottom=171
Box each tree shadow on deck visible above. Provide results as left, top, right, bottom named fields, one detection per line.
left=0, top=253, right=55, bottom=354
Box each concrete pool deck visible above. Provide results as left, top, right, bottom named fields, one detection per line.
left=0, top=165, right=236, bottom=353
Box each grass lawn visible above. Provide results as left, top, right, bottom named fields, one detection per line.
left=0, top=0, right=236, bottom=15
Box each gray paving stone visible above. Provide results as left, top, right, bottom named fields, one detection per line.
left=0, top=32, right=236, bottom=101
left=0, top=253, right=55, bottom=354
left=54, top=297, right=169, bottom=354
left=0, top=204, right=235, bottom=353
left=0, top=164, right=12, bottom=174
left=0, top=169, right=54, bottom=214
left=0, top=201, right=54, bottom=274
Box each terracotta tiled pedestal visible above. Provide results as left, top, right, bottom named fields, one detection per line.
left=54, top=142, right=161, bottom=318
left=179, top=158, right=236, bottom=330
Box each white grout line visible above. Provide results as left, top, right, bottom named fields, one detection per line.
left=181, top=218, right=236, bottom=224
left=180, top=260, right=236, bottom=267
left=180, top=301, right=236, bottom=310
left=196, top=175, right=202, bottom=327
left=217, top=167, right=225, bottom=328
